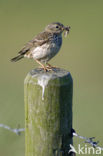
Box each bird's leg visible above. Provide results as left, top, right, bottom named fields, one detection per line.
left=46, top=63, right=58, bottom=69
left=35, top=59, right=47, bottom=71
left=35, top=60, right=52, bottom=71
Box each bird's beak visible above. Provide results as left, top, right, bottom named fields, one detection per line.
left=63, top=26, right=71, bottom=37
left=64, top=26, right=70, bottom=31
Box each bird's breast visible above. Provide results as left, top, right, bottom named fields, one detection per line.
left=31, top=35, right=62, bottom=62
left=52, top=34, right=62, bottom=47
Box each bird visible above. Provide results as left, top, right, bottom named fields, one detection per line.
left=11, top=22, right=70, bottom=71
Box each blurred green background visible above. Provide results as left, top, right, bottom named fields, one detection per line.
left=0, top=0, right=103, bottom=155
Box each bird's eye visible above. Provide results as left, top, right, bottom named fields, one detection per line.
left=56, top=26, right=59, bottom=28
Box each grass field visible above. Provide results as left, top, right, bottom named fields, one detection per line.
left=0, top=0, right=103, bottom=155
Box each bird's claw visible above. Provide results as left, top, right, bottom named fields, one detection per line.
left=46, top=63, right=58, bottom=69
left=38, top=66, right=52, bottom=72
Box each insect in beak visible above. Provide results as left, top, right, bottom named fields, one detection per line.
left=63, top=26, right=71, bottom=37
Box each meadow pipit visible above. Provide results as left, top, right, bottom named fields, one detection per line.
left=11, top=22, right=70, bottom=71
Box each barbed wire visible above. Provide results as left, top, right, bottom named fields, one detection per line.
left=0, top=124, right=103, bottom=151
left=0, top=124, right=25, bottom=135
left=71, top=128, right=103, bottom=151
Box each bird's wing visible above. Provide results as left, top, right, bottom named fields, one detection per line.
left=18, top=31, right=51, bottom=55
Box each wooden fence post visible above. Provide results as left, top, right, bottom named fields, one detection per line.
left=24, top=68, right=74, bottom=156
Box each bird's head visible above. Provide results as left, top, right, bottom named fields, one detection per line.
left=45, top=22, right=70, bottom=36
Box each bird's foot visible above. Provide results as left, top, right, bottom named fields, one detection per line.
left=45, top=66, right=53, bottom=71
left=46, top=63, right=58, bottom=69
left=36, top=59, right=53, bottom=72
left=38, top=66, right=52, bottom=72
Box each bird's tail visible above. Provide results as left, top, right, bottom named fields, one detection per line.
left=11, top=55, right=24, bottom=62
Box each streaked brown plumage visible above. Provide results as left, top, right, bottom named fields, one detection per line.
left=11, top=22, right=70, bottom=71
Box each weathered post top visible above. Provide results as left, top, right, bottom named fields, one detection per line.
left=25, top=68, right=72, bottom=100
left=24, top=68, right=74, bottom=156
